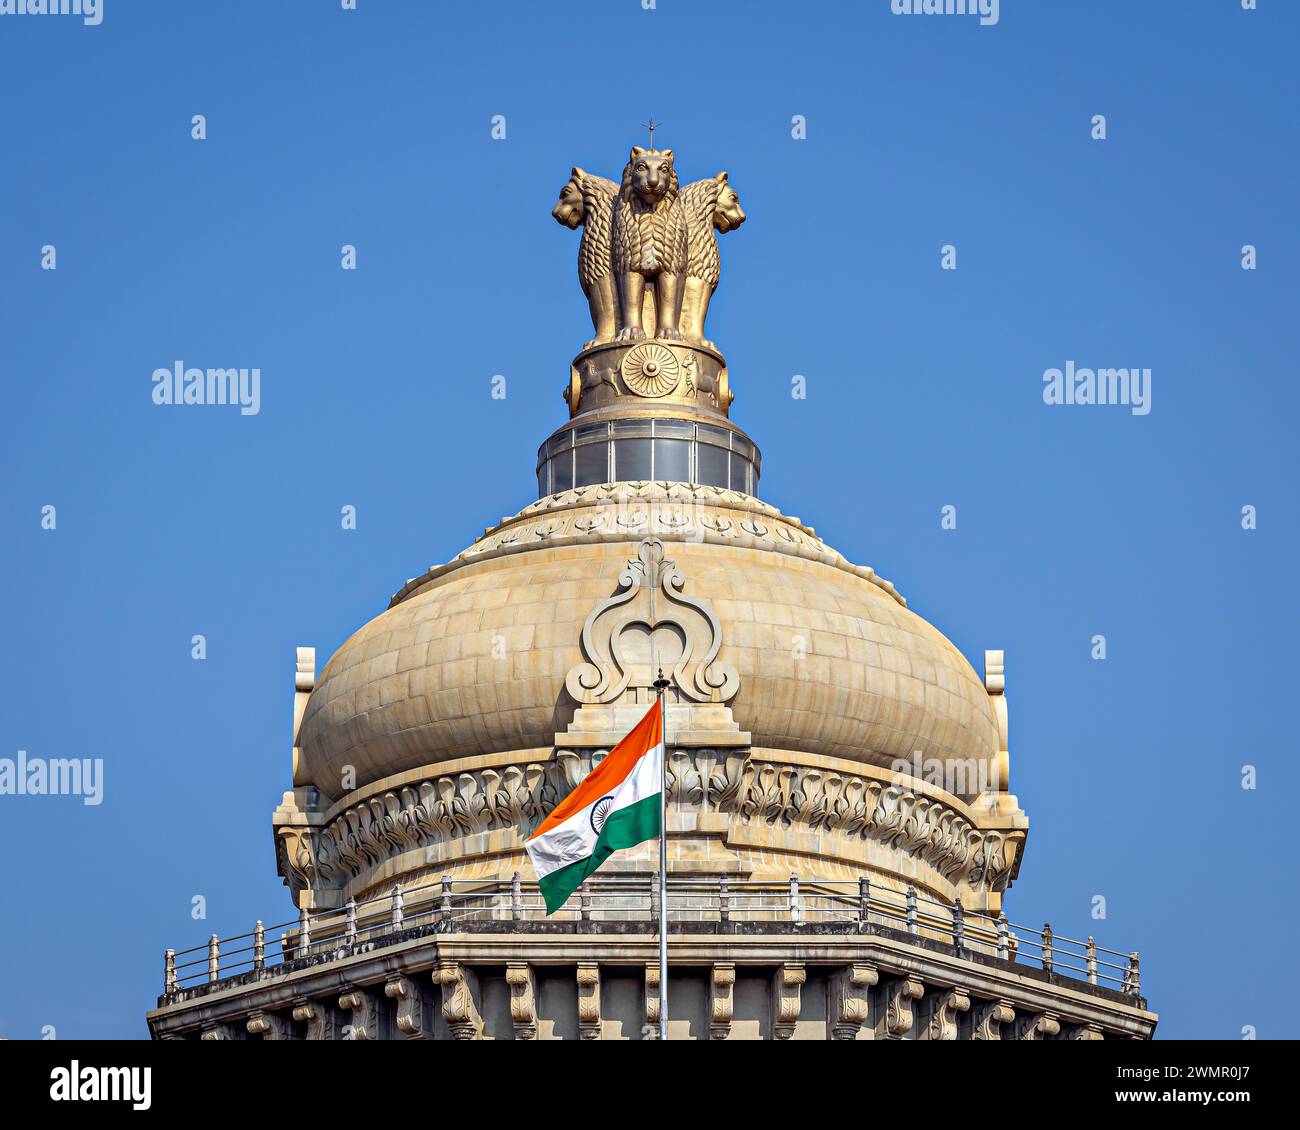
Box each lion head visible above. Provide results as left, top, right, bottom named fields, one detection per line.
left=712, top=172, right=746, bottom=233
left=622, top=146, right=678, bottom=205
left=552, top=167, right=586, bottom=229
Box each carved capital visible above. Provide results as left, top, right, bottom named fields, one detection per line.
left=772, top=963, right=806, bottom=1040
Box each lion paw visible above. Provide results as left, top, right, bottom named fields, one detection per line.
left=616, top=326, right=646, bottom=342
left=657, top=328, right=686, bottom=342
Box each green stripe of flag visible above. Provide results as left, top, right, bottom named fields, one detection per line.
left=537, top=793, right=662, bottom=915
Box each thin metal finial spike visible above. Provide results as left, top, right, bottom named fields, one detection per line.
left=641, top=115, right=663, bottom=148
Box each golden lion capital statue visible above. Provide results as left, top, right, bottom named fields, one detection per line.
left=553, top=145, right=745, bottom=351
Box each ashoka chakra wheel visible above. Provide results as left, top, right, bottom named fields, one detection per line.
left=621, top=343, right=681, bottom=397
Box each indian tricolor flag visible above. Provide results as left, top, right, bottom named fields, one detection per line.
left=526, top=699, right=664, bottom=914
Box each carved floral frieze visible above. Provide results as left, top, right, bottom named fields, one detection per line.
left=285, top=748, right=1022, bottom=907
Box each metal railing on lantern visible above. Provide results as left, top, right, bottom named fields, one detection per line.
left=161, top=874, right=1142, bottom=1000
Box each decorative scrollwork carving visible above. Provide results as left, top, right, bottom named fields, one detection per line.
left=565, top=537, right=740, bottom=706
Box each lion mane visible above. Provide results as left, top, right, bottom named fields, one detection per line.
left=572, top=168, right=619, bottom=287
left=613, top=152, right=688, bottom=277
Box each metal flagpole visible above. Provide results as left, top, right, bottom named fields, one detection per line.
left=653, top=665, right=670, bottom=1040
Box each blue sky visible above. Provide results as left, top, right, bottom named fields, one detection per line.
left=1, top=0, right=1296, bottom=1039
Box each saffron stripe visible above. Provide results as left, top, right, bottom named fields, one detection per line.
left=528, top=699, right=662, bottom=841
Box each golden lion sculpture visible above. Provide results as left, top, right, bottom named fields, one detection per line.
left=553, top=145, right=744, bottom=351
left=552, top=167, right=620, bottom=347
left=611, top=147, right=690, bottom=341
left=680, top=171, right=746, bottom=349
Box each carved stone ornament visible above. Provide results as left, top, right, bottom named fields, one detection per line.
left=565, top=537, right=739, bottom=705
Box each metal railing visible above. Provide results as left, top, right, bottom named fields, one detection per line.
left=162, top=874, right=1142, bottom=999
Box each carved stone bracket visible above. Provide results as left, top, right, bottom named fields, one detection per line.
left=338, top=988, right=380, bottom=1041
left=921, top=988, right=971, bottom=1041
left=577, top=963, right=603, bottom=1040
left=292, top=999, right=341, bottom=1042
left=434, top=961, right=482, bottom=1040
left=972, top=999, right=1017, bottom=1041
left=199, top=1022, right=240, bottom=1041
left=772, top=963, right=806, bottom=1040
left=1015, top=1011, right=1061, bottom=1041
left=710, top=963, right=736, bottom=1040
left=879, top=976, right=925, bottom=1040
left=385, top=976, right=427, bottom=1040
left=506, top=963, right=538, bottom=1040
left=830, top=963, right=878, bottom=1040
left=644, top=963, right=661, bottom=1040
left=246, top=1010, right=292, bottom=1040
left=1069, top=1023, right=1104, bottom=1041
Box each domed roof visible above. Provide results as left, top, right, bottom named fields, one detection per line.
left=296, top=482, right=1001, bottom=805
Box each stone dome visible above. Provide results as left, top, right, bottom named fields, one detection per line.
left=275, top=480, right=1026, bottom=918
left=297, top=483, right=1000, bottom=806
